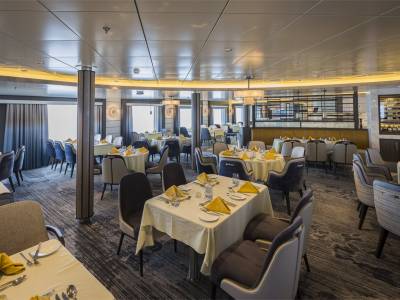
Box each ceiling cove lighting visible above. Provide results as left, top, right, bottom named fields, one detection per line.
left=1, top=67, right=400, bottom=90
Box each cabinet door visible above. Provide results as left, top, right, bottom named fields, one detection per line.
left=380, top=139, right=400, bottom=162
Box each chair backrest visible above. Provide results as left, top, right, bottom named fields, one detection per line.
left=332, top=142, right=357, bottom=165
left=290, top=190, right=314, bottom=254
left=219, top=157, right=251, bottom=180
left=113, top=136, right=123, bottom=147
left=373, top=180, right=400, bottom=236
left=162, top=162, right=187, bottom=191
left=102, top=156, right=130, bottom=185
left=0, top=200, right=49, bottom=254
left=281, top=140, right=301, bottom=157
left=179, top=127, right=190, bottom=137
left=94, top=134, right=101, bottom=143
left=291, top=146, right=305, bottom=159
left=133, top=140, right=149, bottom=149
left=213, top=142, right=228, bottom=156
left=267, top=158, right=305, bottom=191
left=164, top=140, right=180, bottom=157
left=366, top=148, right=385, bottom=165
left=305, top=140, right=327, bottom=162
left=248, top=141, right=266, bottom=151
left=54, top=141, right=65, bottom=161
left=154, top=146, right=169, bottom=173
left=64, top=143, right=76, bottom=164
left=119, top=173, right=153, bottom=235
left=14, top=145, right=26, bottom=171
left=46, top=140, right=56, bottom=158
left=195, top=147, right=217, bottom=174
left=105, top=135, right=113, bottom=144
left=201, top=127, right=212, bottom=141
left=131, top=132, right=141, bottom=144
left=247, top=217, right=304, bottom=299
left=0, top=151, right=15, bottom=180
left=353, top=160, right=374, bottom=207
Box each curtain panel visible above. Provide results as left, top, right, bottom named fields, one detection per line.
left=94, top=104, right=103, bottom=135
left=3, top=104, right=48, bottom=169
left=121, top=103, right=133, bottom=146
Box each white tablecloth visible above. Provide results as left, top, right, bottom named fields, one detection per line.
left=135, top=176, right=273, bottom=275
left=94, top=143, right=114, bottom=156
left=220, top=151, right=286, bottom=181
left=151, top=137, right=191, bottom=151
left=3, top=239, right=114, bottom=300
left=123, top=152, right=148, bottom=173
left=397, top=162, right=400, bottom=184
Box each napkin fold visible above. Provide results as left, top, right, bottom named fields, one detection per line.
left=30, top=296, right=50, bottom=300
left=127, top=145, right=133, bottom=150
left=237, top=181, right=259, bottom=193
left=124, top=149, right=133, bottom=156
left=269, top=148, right=276, bottom=154
left=111, top=147, right=120, bottom=154
left=197, top=172, right=209, bottom=184
left=0, top=253, right=25, bottom=275
left=137, top=147, right=148, bottom=153
left=221, top=150, right=234, bottom=156
left=240, top=152, right=249, bottom=160
left=100, top=139, right=108, bottom=144
left=205, top=196, right=231, bottom=214
left=264, top=152, right=276, bottom=160
left=164, top=185, right=186, bottom=198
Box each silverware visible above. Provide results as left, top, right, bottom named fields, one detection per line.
left=61, top=291, right=69, bottom=300
left=224, top=200, right=237, bottom=207
left=30, top=242, right=41, bottom=264
left=66, top=284, right=78, bottom=299
left=55, top=294, right=62, bottom=300
left=19, top=253, right=33, bottom=266
left=200, top=207, right=222, bottom=216
left=0, top=275, right=27, bottom=292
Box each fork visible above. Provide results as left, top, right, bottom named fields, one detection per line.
left=19, top=252, right=33, bottom=266
left=0, top=275, right=27, bottom=292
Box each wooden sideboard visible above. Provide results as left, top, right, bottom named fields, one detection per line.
left=252, top=127, right=369, bottom=149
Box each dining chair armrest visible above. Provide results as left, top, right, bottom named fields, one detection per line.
left=276, top=217, right=290, bottom=223
left=46, top=225, right=65, bottom=246
left=365, top=165, right=392, bottom=180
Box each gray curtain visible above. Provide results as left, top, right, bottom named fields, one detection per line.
left=94, top=104, right=102, bottom=135
left=3, top=104, right=48, bottom=169
left=122, top=104, right=133, bottom=145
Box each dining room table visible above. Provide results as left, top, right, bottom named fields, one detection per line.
left=150, top=136, right=191, bottom=151
left=220, top=150, right=286, bottom=181
left=107, top=148, right=149, bottom=173
left=135, top=175, right=273, bottom=280
left=1, top=239, right=114, bottom=300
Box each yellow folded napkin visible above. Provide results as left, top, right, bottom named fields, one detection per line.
left=240, top=152, right=249, bottom=160
left=197, top=172, right=209, bottom=184
left=221, top=150, right=234, bottom=156
left=124, top=149, right=133, bottom=156
left=308, top=136, right=313, bottom=140
left=126, top=145, right=133, bottom=150
left=0, top=253, right=25, bottom=275
left=269, top=148, right=276, bottom=154
left=264, top=152, right=276, bottom=160
left=138, top=147, right=148, bottom=153
left=100, top=139, right=108, bottom=144
left=237, top=181, right=259, bottom=193
left=30, top=296, right=50, bottom=300
left=164, top=185, right=186, bottom=198
left=205, top=196, right=231, bottom=214
left=111, top=147, right=119, bottom=154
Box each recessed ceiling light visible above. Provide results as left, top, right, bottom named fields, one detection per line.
left=133, top=67, right=140, bottom=74
left=224, top=48, right=233, bottom=52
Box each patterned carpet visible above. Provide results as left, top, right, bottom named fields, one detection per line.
left=4, top=160, right=400, bottom=299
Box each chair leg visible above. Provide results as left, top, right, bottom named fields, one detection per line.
left=54, top=161, right=58, bottom=171
left=70, top=164, right=75, bottom=178
left=358, top=204, right=368, bottom=230
left=14, top=172, right=21, bottom=186
left=357, top=202, right=361, bottom=211
left=64, top=163, right=69, bottom=175
left=59, top=161, right=64, bottom=173
left=211, top=283, right=217, bottom=300
left=110, top=184, right=113, bottom=191
left=303, top=253, right=311, bottom=272
left=8, top=177, right=15, bottom=192
left=174, top=239, right=177, bottom=253
left=117, top=233, right=125, bottom=255
left=101, top=183, right=107, bottom=200
left=139, top=250, right=143, bottom=277
left=298, top=189, right=303, bottom=197
left=284, top=191, right=291, bottom=215
left=376, top=228, right=389, bottom=258
left=19, top=170, right=23, bottom=181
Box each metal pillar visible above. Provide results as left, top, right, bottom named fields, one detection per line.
left=353, top=86, right=359, bottom=129
left=76, top=68, right=95, bottom=223
left=240, top=105, right=251, bottom=147
left=191, top=92, right=201, bottom=170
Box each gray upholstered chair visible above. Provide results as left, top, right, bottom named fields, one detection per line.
left=353, top=153, right=392, bottom=181
left=332, top=142, right=357, bottom=172
left=219, top=157, right=253, bottom=181
left=113, top=136, right=123, bottom=148
left=0, top=200, right=64, bottom=255
left=291, top=146, right=305, bottom=159
left=13, top=145, right=25, bottom=186
left=244, top=190, right=314, bottom=272
left=305, top=140, right=328, bottom=172
left=146, top=146, right=169, bottom=179
left=94, top=134, right=101, bottom=144
left=101, top=156, right=131, bottom=200
left=210, top=217, right=305, bottom=300
left=162, top=162, right=187, bottom=191
left=212, top=142, right=228, bottom=158
left=373, top=180, right=400, bottom=258
left=105, top=134, right=113, bottom=144
left=366, top=148, right=397, bottom=173
left=353, top=160, right=379, bottom=230
left=248, top=140, right=266, bottom=151
left=281, top=140, right=302, bottom=157
left=194, top=147, right=218, bottom=174
left=0, top=151, right=15, bottom=192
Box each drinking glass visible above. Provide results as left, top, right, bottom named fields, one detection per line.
left=232, top=173, right=239, bottom=187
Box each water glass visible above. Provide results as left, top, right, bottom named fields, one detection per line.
left=232, top=173, right=239, bottom=187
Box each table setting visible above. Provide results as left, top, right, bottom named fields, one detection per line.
left=0, top=239, right=114, bottom=300
left=136, top=173, right=273, bottom=278
left=107, top=145, right=149, bottom=173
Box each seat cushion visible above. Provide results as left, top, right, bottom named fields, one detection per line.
left=211, top=240, right=266, bottom=288
left=243, top=213, right=289, bottom=242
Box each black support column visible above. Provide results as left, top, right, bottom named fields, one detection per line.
left=240, top=105, right=251, bottom=147
left=353, top=86, right=359, bottom=129
left=76, top=68, right=95, bottom=223
left=191, top=92, right=201, bottom=170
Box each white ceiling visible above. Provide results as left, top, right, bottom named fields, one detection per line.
left=0, top=0, right=399, bottom=82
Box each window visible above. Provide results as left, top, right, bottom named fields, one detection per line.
left=179, top=106, right=192, bottom=129
left=131, top=105, right=156, bottom=133
left=212, top=107, right=227, bottom=125
left=48, top=104, right=77, bottom=140
left=235, top=106, right=243, bottom=124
